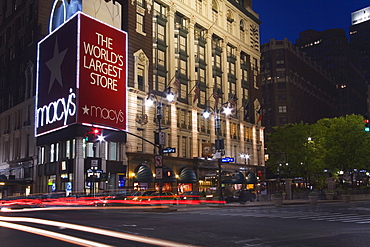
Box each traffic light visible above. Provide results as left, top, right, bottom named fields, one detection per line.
left=92, top=128, right=100, bottom=137
left=364, top=114, right=370, bottom=132
left=84, top=128, right=101, bottom=142
left=85, top=130, right=94, bottom=142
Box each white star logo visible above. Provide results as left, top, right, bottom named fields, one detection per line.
left=45, top=38, right=68, bottom=94
left=82, top=105, right=90, bottom=115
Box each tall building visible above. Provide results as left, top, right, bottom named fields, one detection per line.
left=296, top=28, right=367, bottom=116
left=260, top=38, right=338, bottom=133
left=0, top=0, right=265, bottom=197
left=350, top=6, right=370, bottom=111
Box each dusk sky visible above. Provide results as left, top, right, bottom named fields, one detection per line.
left=253, top=0, right=370, bottom=44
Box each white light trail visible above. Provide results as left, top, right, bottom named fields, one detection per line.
left=0, top=221, right=113, bottom=247
left=0, top=216, right=199, bottom=247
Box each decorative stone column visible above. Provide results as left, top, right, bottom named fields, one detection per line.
left=327, top=177, right=335, bottom=191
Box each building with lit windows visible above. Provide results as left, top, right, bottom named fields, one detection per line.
left=0, top=0, right=264, bottom=197
left=350, top=6, right=370, bottom=108
left=296, top=28, right=367, bottom=116
left=260, top=38, right=338, bottom=133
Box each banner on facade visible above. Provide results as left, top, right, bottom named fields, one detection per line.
left=36, top=11, right=127, bottom=136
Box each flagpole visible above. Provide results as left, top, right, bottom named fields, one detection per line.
left=167, top=71, right=179, bottom=89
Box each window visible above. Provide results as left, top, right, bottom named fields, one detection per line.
left=50, top=144, right=55, bottom=162
left=212, top=0, right=218, bottom=24
left=181, top=136, right=187, bottom=157
left=153, top=2, right=167, bottom=93
left=278, top=105, right=287, bottom=113
left=136, top=0, right=145, bottom=33
left=226, top=10, right=234, bottom=34
left=231, top=123, right=237, bottom=137
left=196, top=0, right=202, bottom=14
left=278, top=94, right=287, bottom=101
left=137, top=64, right=144, bottom=91
left=14, top=137, right=20, bottom=160
left=136, top=12, right=144, bottom=34
left=40, top=146, right=45, bottom=164
left=66, top=140, right=72, bottom=159
left=108, top=142, right=119, bottom=160
left=240, top=20, right=245, bottom=42
left=157, top=50, right=165, bottom=67
left=157, top=25, right=165, bottom=41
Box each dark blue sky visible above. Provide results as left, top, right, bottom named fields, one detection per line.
left=253, top=0, right=370, bottom=44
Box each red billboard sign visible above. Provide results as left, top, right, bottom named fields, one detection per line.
left=36, top=12, right=127, bottom=136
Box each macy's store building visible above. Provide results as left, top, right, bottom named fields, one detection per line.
left=35, top=12, right=129, bottom=195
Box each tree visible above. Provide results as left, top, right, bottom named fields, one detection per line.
left=316, top=115, right=370, bottom=185
left=266, top=115, right=370, bottom=189
left=266, top=122, right=323, bottom=182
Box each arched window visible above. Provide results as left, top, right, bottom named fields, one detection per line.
left=240, top=20, right=245, bottom=42
left=226, top=10, right=234, bottom=34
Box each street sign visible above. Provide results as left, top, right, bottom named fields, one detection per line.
left=155, top=155, right=163, bottom=167
left=155, top=168, right=163, bottom=179
left=162, top=147, right=176, bottom=153
left=159, top=132, right=165, bottom=145
left=221, top=157, right=235, bottom=163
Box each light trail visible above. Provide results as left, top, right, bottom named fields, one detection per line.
left=0, top=216, right=200, bottom=247
left=0, top=221, right=113, bottom=247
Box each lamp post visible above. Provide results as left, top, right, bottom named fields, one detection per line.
left=240, top=153, right=250, bottom=189
left=145, top=87, right=174, bottom=193
left=203, top=102, right=233, bottom=202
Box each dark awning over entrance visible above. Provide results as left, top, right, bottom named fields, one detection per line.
left=134, top=165, right=153, bottom=182
left=245, top=172, right=258, bottom=184
left=178, top=167, right=197, bottom=183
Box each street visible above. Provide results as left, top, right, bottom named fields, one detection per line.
left=1, top=201, right=370, bottom=246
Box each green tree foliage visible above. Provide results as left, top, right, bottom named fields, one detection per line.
left=266, top=115, right=370, bottom=187
left=316, top=115, right=370, bottom=173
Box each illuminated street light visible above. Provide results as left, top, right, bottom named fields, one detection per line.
left=146, top=86, right=174, bottom=193
left=240, top=153, right=250, bottom=165
left=202, top=101, right=234, bottom=203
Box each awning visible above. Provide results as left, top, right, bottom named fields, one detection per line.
left=245, top=172, right=258, bottom=184
left=178, top=167, right=197, bottom=183
left=134, top=165, right=153, bottom=182
left=0, top=175, right=7, bottom=181
left=222, top=172, right=246, bottom=184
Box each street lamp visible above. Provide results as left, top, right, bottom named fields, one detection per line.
left=240, top=153, right=250, bottom=165
left=145, top=87, right=174, bottom=193
left=203, top=102, right=233, bottom=202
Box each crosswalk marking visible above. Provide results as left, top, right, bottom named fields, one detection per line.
left=189, top=209, right=370, bottom=224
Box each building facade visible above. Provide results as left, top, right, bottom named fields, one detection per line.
left=350, top=6, right=370, bottom=112
left=0, top=0, right=265, bottom=197
left=296, top=28, right=367, bottom=116
left=260, top=38, right=338, bottom=133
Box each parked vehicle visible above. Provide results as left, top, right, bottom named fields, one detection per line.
left=239, top=190, right=256, bottom=204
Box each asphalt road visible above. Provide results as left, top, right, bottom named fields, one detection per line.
left=1, top=201, right=370, bottom=247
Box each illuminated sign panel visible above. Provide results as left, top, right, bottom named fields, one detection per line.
left=352, top=6, right=370, bottom=25
left=36, top=12, right=127, bottom=136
